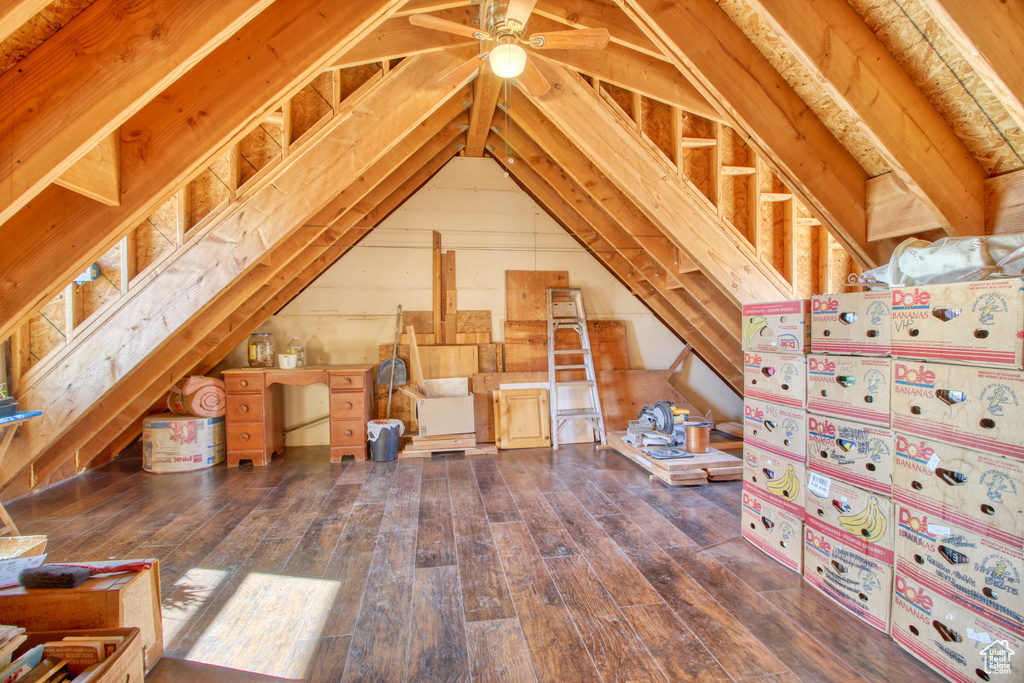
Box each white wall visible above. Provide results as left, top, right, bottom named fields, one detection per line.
left=218, top=157, right=741, bottom=445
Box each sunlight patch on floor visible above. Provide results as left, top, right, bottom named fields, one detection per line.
left=186, top=572, right=340, bottom=679
left=161, top=568, right=229, bottom=646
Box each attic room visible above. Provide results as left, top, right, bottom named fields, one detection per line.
left=0, top=0, right=1021, bottom=681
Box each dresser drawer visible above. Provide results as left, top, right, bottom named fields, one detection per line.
left=329, top=372, right=365, bottom=391
left=225, top=374, right=261, bottom=393
left=330, top=391, right=364, bottom=419
left=330, top=419, right=365, bottom=446
left=227, top=423, right=265, bottom=451
left=226, top=394, right=264, bottom=422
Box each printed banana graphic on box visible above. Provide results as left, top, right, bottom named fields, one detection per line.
left=744, top=315, right=768, bottom=349
left=765, top=464, right=800, bottom=501
left=806, top=475, right=894, bottom=564
left=743, top=445, right=806, bottom=518
left=837, top=495, right=888, bottom=542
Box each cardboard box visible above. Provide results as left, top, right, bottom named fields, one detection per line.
left=891, top=278, right=1024, bottom=370
left=742, top=299, right=811, bottom=354
left=807, top=414, right=894, bottom=495
left=741, top=481, right=804, bottom=573
left=805, top=476, right=894, bottom=565
left=806, top=355, right=891, bottom=427
left=892, top=571, right=1021, bottom=683
left=893, top=433, right=1023, bottom=549
left=743, top=351, right=807, bottom=409
left=416, top=395, right=475, bottom=436
left=742, top=397, right=806, bottom=462
left=12, top=628, right=145, bottom=683
left=890, top=360, right=1024, bottom=461
left=743, top=445, right=807, bottom=519
left=894, top=503, right=1023, bottom=636
left=811, top=290, right=892, bottom=356
left=803, top=518, right=893, bottom=632
left=0, top=536, right=46, bottom=559
left=0, top=560, right=163, bottom=671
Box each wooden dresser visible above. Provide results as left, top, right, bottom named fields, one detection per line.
left=222, top=365, right=374, bottom=465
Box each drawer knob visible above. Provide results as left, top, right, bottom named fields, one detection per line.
left=240, top=433, right=250, bottom=441
left=343, top=401, right=353, bottom=410
left=239, top=405, right=249, bottom=413
left=341, top=377, right=352, bottom=385
left=240, top=380, right=248, bottom=388
left=344, top=429, right=353, bottom=437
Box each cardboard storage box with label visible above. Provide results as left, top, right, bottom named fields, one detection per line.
left=893, top=433, right=1023, bottom=549
left=743, top=351, right=807, bottom=409
left=811, top=290, right=892, bottom=356
left=742, top=300, right=811, bottom=354
left=803, top=517, right=894, bottom=632
left=890, top=360, right=1024, bottom=461
left=807, top=414, right=894, bottom=496
left=806, top=355, right=891, bottom=427
left=894, top=503, right=1023, bottom=637
left=741, top=481, right=804, bottom=573
left=890, top=278, right=1024, bottom=369
left=892, top=571, right=1021, bottom=683
left=805, top=475, right=895, bottom=565
left=743, top=445, right=807, bottom=519
left=743, top=397, right=806, bottom=462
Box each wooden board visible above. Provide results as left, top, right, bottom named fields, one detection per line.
left=471, top=372, right=548, bottom=443
left=596, top=370, right=700, bottom=432
left=493, top=389, right=550, bottom=450
left=608, top=432, right=742, bottom=487
left=505, top=271, right=568, bottom=321
left=503, top=320, right=629, bottom=375
left=399, top=443, right=497, bottom=458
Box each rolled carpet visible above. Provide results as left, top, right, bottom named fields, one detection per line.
left=167, top=376, right=227, bottom=417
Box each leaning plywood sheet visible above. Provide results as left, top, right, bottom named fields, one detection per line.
left=608, top=432, right=742, bottom=486
left=505, top=270, right=569, bottom=321
left=471, top=372, right=547, bottom=442
left=504, top=320, right=629, bottom=374
left=597, top=370, right=701, bottom=432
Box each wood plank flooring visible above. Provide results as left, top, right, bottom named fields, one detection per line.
left=5, top=445, right=941, bottom=682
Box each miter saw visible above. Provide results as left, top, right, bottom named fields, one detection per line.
left=623, top=400, right=692, bottom=458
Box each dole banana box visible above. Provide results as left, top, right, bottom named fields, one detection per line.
left=893, top=433, right=1023, bottom=550
left=890, top=360, right=1024, bottom=461
left=803, top=517, right=893, bottom=632
left=891, top=278, right=1024, bottom=370
left=894, top=503, right=1024, bottom=637
left=811, top=290, right=892, bottom=356
left=807, top=414, right=894, bottom=496
left=742, top=397, right=806, bottom=462
left=741, top=480, right=804, bottom=573
left=743, top=445, right=806, bottom=519
left=806, top=355, right=891, bottom=427
left=804, top=474, right=894, bottom=565
left=741, top=299, right=811, bottom=354
left=743, top=351, right=807, bottom=409
left=892, top=570, right=1021, bottom=683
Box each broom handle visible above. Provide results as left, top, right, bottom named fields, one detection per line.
left=386, top=305, right=401, bottom=419
left=51, top=561, right=153, bottom=573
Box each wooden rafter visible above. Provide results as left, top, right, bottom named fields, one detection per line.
left=0, top=0, right=277, bottom=224
left=332, top=7, right=478, bottom=69
left=748, top=0, right=985, bottom=239
left=466, top=72, right=504, bottom=157
left=0, top=0, right=407, bottom=346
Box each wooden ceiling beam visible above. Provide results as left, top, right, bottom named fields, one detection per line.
left=2, top=50, right=475, bottom=488
left=920, top=0, right=1024, bottom=132
left=533, top=0, right=662, bottom=58
left=0, top=0, right=406, bottom=346
left=466, top=72, right=504, bottom=157
left=0, top=0, right=278, bottom=224
left=748, top=0, right=985, bottom=238
left=394, top=0, right=474, bottom=16
left=332, top=7, right=478, bottom=69
left=0, top=0, right=49, bottom=42
left=616, top=0, right=894, bottom=268
left=524, top=59, right=789, bottom=305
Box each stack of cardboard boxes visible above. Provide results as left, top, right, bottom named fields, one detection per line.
left=740, top=279, right=1023, bottom=683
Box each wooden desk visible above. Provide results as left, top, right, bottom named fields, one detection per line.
left=222, top=365, right=374, bottom=466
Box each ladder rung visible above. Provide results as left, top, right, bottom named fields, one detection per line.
left=553, top=349, right=590, bottom=355
left=556, top=409, right=602, bottom=419
left=554, top=364, right=588, bottom=370
left=552, top=318, right=585, bottom=324
left=554, top=380, right=596, bottom=387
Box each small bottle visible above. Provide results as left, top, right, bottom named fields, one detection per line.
left=286, top=337, right=306, bottom=366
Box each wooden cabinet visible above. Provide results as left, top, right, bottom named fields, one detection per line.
left=493, top=388, right=551, bottom=449
left=223, top=365, right=373, bottom=465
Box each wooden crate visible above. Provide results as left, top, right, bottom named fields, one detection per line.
left=13, top=627, right=145, bottom=683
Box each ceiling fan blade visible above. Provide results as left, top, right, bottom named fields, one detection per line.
left=505, top=0, right=539, bottom=26
left=438, top=55, right=484, bottom=87
left=529, top=28, right=610, bottom=50
left=516, top=58, right=550, bottom=97
left=409, top=14, right=491, bottom=41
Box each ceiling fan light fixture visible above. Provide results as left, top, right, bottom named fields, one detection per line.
left=489, top=42, right=527, bottom=79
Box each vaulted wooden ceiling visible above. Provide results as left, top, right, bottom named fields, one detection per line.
left=1, top=0, right=1022, bottom=494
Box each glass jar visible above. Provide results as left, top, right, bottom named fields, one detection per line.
left=247, top=332, right=276, bottom=367
left=285, top=337, right=306, bottom=366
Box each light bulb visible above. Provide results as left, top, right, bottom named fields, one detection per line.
left=489, top=43, right=527, bottom=79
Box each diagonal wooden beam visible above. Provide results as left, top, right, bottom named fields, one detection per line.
left=466, top=72, right=504, bottom=157
left=332, top=7, right=478, bottom=69
left=616, top=0, right=895, bottom=267
left=53, top=131, right=121, bottom=207
left=1, top=49, right=475, bottom=489
left=0, top=0, right=277, bottom=224
left=920, top=0, right=1024, bottom=133
left=747, top=0, right=984, bottom=238
left=524, top=59, right=789, bottom=305
left=0, top=0, right=49, bottom=42
left=0, top=0, right=405, bottom=346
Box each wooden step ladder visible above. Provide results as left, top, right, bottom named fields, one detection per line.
left=546, top=288, right=607, bottom=449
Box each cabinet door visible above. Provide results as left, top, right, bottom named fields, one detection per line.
left=494, top=389, right=550, bottom=449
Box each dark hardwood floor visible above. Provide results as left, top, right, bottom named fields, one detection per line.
left=6, top=444, right=940, bottom=682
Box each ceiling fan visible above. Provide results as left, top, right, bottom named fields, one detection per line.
left=410, top=0, right=610, bottom=97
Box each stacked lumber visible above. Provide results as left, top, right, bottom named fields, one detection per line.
left=608, top=432, right=742, bottom=486
left=398, top=433, right=497, bottom=458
